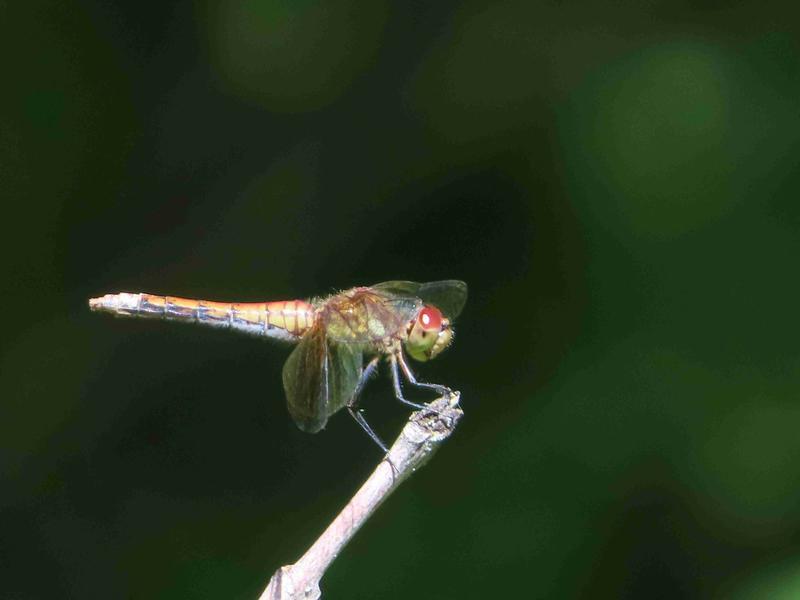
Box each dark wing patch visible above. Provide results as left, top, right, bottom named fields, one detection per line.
left=282, top=326, right=362, bottom=433
left=325, top=339, right=363, bottom=416
left=371, top=280, right=468, bottom=320
left=283, top=327, right=328, bottom=433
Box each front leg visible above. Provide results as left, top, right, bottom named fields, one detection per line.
left=390, top=351, right=452, bottom=411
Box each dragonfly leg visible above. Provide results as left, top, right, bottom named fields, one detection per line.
left=351, top=356, right=380, bottom=402
left=390, top=352, right=452, bottom=411
left=347, top=357, right=391, bottom=454
left=347, top=406, right=398, bottom=477
left=348, top=407, right=389, bottom=453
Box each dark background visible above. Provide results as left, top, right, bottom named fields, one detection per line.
left=2, top=1, right=800, bottom=598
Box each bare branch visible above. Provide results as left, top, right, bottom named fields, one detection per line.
left=259, top=393, right=463, bottom=600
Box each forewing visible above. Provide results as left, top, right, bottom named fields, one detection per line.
left=372, top=280, right=468, bottom=320
left=282, top=326, right=362, bottom=433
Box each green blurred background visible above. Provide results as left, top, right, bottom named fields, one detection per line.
left=2, top=1, right=800, bottom=598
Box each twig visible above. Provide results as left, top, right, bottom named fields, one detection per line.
left=259, top=392, right=463, bottom=600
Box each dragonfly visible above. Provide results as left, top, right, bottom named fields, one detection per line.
left=89, top=280, right=467, bottom=452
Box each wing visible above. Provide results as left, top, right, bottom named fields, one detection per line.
left=371, top=280, right=468, bottom=320
left=281, top=326, right=363, bottom=433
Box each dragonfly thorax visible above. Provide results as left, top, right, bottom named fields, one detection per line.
left=404, top=305, right=453, bottom=362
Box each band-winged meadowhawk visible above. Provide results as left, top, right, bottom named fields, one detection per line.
left=89, top=280, right=467, bottom=451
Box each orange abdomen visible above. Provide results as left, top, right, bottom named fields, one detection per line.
left=89, top=292, right=315, bottom=340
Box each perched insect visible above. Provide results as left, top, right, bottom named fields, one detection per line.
left=89, top=280, right=467, bottom=450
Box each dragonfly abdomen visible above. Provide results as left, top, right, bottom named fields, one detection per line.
left=89, top=293, right=314, bottom=341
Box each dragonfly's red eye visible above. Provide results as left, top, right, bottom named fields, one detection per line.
left=418, top=306, right=443, bottom=331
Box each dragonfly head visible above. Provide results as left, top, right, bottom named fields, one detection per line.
left=405, top=305, right=454, bottom=362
